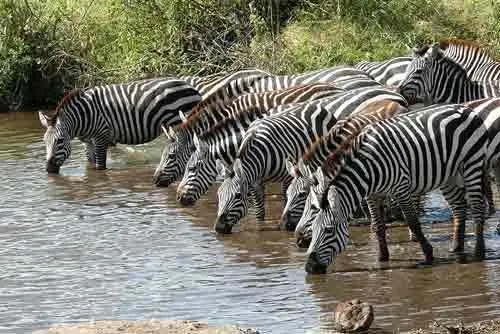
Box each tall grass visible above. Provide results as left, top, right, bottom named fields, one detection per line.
left=0, top=0, right=499, bottom=111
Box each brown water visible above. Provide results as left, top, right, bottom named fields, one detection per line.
left=1, top=112, right=500, bottom=334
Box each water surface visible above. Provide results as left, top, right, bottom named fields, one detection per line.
left=1, top=112, right=500, bottom=334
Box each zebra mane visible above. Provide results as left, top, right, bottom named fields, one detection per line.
left=439, top=39, right=496, bottom=61
left=303, top=100, right=405, bottom=164
left=42, top=88, right=85, bottom=125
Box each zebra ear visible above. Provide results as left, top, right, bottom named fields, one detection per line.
left=429, top=44, right=441, bottom=58
left=310, top=187, right=321, bottom=209
left=179, top=110, right=188, bottom=123
left=315, top=167, right=325, bottom=187
left=233, top=158, right=243, bottom=177
left=297, top=158, right=308, bottom=177
left=285, top=159, right=297, bottom=177
left=193, top=133, right=201, bottom=150
left=38, top=110, right=58, bottom=128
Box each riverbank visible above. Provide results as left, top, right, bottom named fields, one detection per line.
left=31, top=319, right=500, bottom=334
left=32, top=320, right=259, bottom=334
left=407, top=320, right=500, bottom=334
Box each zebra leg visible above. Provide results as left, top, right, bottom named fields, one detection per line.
left=440, top=183, right=466, bottom=254
left=484, top=174, right=495, bottom=216
left=250, top=183, right=265, bottom=223
left=464, top=173, right=486, bottom=259
left=94, top=143, right=108, bottom=170
left=394, top=188, right=433, bottom=264
left=366, top=197, right=389, bottom=262
left=84, top=141, right=96, bottom=166
left=493, top=165, right=500, bottom=234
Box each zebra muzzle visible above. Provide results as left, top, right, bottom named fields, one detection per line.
left=305, top=252, right=328, bottom=274
left=214, top=214, right=233, bottom=234
left=46, top=158, right=60, bottom=174
left=280, top=211, right=298, bottom=232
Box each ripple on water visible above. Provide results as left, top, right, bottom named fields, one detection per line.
left=1, top=112, right=500, bottom=334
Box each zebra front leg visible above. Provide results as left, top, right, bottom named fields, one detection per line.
left=281, top=178, right=292, bottom=206
left=484, top=174, right=495, bottom=216
left=94, top=143, right=108, bottom=170
left=84, top=141, right=96, bottom=167
left=366, top=197, right=389, bottom=262
left=440, top=183, right=466, bottom=254
left=394, top=188, right=433, bottom=265
left=250, top=183, right=265, bottom=223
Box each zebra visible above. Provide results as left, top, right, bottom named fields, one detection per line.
left=175, top=83, right=345, bottom=207
left=152, top=70, right=271, bottom=186
left=295, top=98, right=500, bottom=250
left=398, top=45, right=500, bottom=105
left=412, top=39, right=500, bottom=81
left=39, top=78, right=202, bottom=173
left=214, top=88, right=408, bottom=233
left=282, top=99, right=408, bottom=232
left=248, top=66, right=375, bottom=92
left=304, top=103, right=494, bottom=274
left=354, top=56, right=413, bottom=86
left=153, top=70, right=379, bottom=187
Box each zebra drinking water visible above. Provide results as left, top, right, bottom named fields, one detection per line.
left=304, top=103, right=493, bottom=274
left=175, top=83, right=345, bottom=206
left=214, top=87, right=408, bottom=233
left=39, top=78, right=202, bottom=173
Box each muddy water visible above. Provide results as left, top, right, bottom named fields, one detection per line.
left=1, top=112, right=500, bottom=334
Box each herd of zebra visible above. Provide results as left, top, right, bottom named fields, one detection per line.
left=39, top=39, right=500, bottom=274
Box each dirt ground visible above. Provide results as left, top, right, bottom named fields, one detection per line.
left=32, top=320, right=259, bottom=334
left=32, top=319, right=500, bottom=334
left=406, top=320, right=500, bottom=334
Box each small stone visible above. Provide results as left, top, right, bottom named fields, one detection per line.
left=334, top=299, right=374, bottom=333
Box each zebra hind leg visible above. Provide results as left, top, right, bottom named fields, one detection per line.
left=465, top=175, right=486, bottom=260
left=366, top=197, right=389, bottom=262
left=440, top=183, right=466, bottom=255
left=395, top=187, right=434, bottom=265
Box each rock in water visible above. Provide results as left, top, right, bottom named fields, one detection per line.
left=334, top=299, right=374, bottom=332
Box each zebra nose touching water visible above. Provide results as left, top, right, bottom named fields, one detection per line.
left=39, top=78, right=202, bottom=174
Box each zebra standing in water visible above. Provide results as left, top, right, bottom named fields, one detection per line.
left=398, top=45, right=500, bottom=105
left=153, top=68, right=378, bottom=187
left=282, top=100, right=409, bottom=232
left=153, top=70, right=272, bottom=186
left=39, top=78, right=202, bottom=173
left=175, top=83, right=345, bottom=206
left=304, top=103, right=493, bottom=274
left=214, top=87, right=408, bottom=233
left=355, top=56, right=412, bottom=86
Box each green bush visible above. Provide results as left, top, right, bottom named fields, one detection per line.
left=0, top=0, right=499, bottom=111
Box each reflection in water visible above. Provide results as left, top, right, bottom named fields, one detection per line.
left=1, top=112, right=500, bottom=334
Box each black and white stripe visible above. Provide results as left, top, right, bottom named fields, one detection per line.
left=355, top=56, right=412, bottom=86
left=39, top=78, right=202, bottom=173
left=304, top=103, right=493, bottom=274
left=398, top=46, right=500, bottom=105
left=175, top=83, right=345, bottom=207
left=214, top=87, right=408, bottom=233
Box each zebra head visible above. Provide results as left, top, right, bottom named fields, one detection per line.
left=153, top=125, right=193, bottom=187
left=305, top=168, right=349, bottom=274
left=39, top=109, right=73, bottom=174
left=214, top=158, right=249, bottom=233
left=281, top=158, right=314, bottom=232
left=176, top=135, right=218, bottom=206
left=294, top=164, right=324, bottom=248
left=398, top=46, right=435, bottom=105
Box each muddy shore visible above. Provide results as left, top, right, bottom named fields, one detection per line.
left=32, top=319, right=500, bottom=334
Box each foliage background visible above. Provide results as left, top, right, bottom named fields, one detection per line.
left=0, top=0, right=499, bottom=111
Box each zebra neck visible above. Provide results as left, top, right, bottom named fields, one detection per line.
left=334, top=163, right=370, bottom=219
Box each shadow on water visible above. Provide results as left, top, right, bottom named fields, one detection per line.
left=1, top=112, right=500, bottom=334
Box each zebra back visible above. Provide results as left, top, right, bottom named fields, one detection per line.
left=355, top=56, right=413, bottom=86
